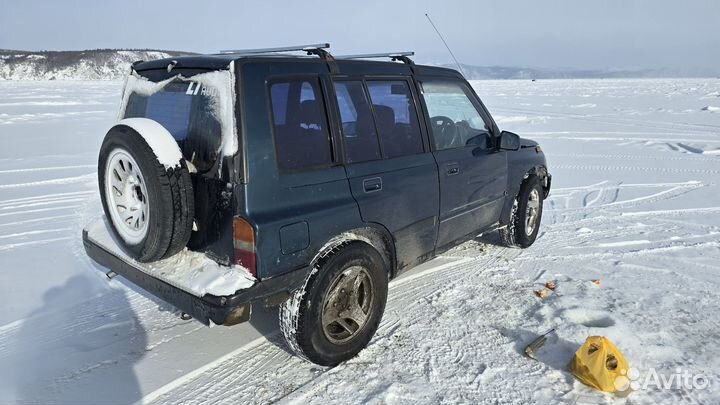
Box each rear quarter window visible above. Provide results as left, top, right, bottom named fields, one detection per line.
left=268, top=78, right=334, bottom=171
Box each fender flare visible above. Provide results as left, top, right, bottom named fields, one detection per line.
left=310, top=224, right=397, bottom=279
left=500, top=165, right=549, bottom=226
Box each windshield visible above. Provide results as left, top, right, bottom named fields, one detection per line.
left=120, top=68, right=236, bottom=173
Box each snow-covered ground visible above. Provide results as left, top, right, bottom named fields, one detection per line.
left=0, top=78, right=719, bottom=404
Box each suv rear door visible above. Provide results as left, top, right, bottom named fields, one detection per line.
left=418, top=78, right=508, bottom=249
left=331, top=77, right=439, bottom=269
left=246, top=69, right=362, bottom=279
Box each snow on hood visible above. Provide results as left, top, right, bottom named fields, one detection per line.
left=117, top=62, right=238, bottom=159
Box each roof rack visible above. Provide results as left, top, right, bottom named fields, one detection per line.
left=337, top=51, right=416, bottom=70
left=219, top=43, right=330, bottom=56
left=338, top=51, right=414, bottom=60
left=218, top=43, right=337, bottom=73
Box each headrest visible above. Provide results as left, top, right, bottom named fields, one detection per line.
left=299, top=100, right=322, bottom=125
left=373, top=104, right=395, bottom=129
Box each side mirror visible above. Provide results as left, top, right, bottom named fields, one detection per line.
left=499, top=131, right=520, bottom=151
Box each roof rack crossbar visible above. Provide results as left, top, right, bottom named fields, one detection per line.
left=337, top=51, right=415, bottom=71
left=337, top=51, right=415, bottom=60
left=219, top=43, right=330, bottom=55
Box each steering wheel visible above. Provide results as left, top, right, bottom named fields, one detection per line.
left=430, top=116, right=459, bottom=148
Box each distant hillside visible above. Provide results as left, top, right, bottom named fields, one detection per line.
left=0, top=49, right=192, bottom=80
left=1, top=49, right=717, bottom=80
left=450, top=64, right=720, bottom=80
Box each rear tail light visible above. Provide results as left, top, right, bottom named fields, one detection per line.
left=233, top=216, right=257, bottom=278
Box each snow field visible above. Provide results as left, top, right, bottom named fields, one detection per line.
left=0, top=78, right=718, bottom=404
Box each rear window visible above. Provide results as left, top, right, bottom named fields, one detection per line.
left=123, top=80, right=224, bottom=173
left=269, top=78, right=333, bottom=171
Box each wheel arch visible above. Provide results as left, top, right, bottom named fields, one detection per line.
left=310, top=224, right=396, bottom=280
left=500, top=164, right=550, bottom=227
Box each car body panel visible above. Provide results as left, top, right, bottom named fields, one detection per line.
left=86, top=53, right=551, bottom=325
left=433, top=146, right=508, bottom=248
left=345, top=153, right=439, bottom=270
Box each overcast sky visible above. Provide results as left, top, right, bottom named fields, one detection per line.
left=1, top=0, right=718, bottom=71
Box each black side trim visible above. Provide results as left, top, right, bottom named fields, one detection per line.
left=544, top=174, right=552, bottom=199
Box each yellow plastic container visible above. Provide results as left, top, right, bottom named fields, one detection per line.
left=568, top=336, right=629, bottom=393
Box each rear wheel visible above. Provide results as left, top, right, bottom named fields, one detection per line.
left=279, top=242, right=388, bottom=366
left=499, top=175, right=544, bottom=248
left=99, top=125, right=194, bottom=262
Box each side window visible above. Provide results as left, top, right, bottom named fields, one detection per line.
left=333, top=81, right=381, bottom=163
left=366, top=81, right=424, bottom=158
left=269, top=78, right=333, bottom=170
left=421, top=81, right=492, bottom=151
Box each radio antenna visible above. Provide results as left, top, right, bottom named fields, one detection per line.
left=425, top=13, right=466, bottom=77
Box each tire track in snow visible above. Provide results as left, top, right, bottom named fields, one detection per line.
left=530, top=135, right=720, bottom=144
left=136, top=180, right=712, bottom=404
left=0, top=164, right=95, bottom=174
left=0, top=173, right=95, bottom=189
left=543, top=181, right=706, bottom=233
left=550, top=181, right=703, bottom=193
left=549, top=153, right=719, bottom=162
left=0, top=214, right=78, bottom=228
left=493, top=105, right=720, bottom=133
left=0, top=205, right=82, bottom=218
left=0, top=190, right=94, bottom=205
left=281, top=251, right=544, bottom=404
left=520, top=130, right=720, bottom=144
left=141, top=250, right=524, bottom=405
left=0, top=236, right=74, bottom=251
left=0, top=227, right=73, bottom=240
left=553, top=164, right=720, bottom=175
left=514, top=181, right=720, bottom=405
left=527, top=179, right=720, bottom=263
left=0, top=197, right=89, bottom=211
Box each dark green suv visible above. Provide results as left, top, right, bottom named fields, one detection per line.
left=83, top=44, right=551, bottom=366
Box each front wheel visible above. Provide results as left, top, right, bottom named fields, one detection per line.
left=499, top=175, right=544, bottom=248
left=279, top=242, right=388, bottom=366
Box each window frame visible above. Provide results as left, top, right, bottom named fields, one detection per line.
left=330, top=78, right=384, bottom=163
left=416, top=78, right=500, bottom=152
left=364, top=77, right=428, bottom=159
left=329, top=75, right=430, bottom=165
left=265, top=74, right=339, bottom=173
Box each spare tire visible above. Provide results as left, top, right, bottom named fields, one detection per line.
left=98, top=121, right=194, bottom=262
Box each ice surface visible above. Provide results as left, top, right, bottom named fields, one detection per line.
left=0, top=78, right=719, bottom=404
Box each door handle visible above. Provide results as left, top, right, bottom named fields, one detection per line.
left=446, top=163, right=460, bottom=176
left=363, top=177, right=382, bottom=193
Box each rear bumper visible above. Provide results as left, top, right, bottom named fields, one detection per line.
left=82, top=227, right=308, bottom=326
